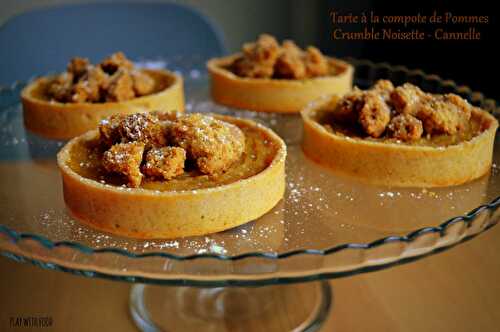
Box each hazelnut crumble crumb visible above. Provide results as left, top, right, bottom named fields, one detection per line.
left=231, top=34, right=330, bottom=79
left=47, top=52, right=155, bottom=103
left=332, top=80, right=474, bottom=140
left=102, top=142, right=145, bottom=188
left=142, top=147, right=186, bottom=180
left=170, top=114, right=245, bottom=175
left=387, top=114, right=424, bottom=141
left=98, top=112, right=246, bottom=187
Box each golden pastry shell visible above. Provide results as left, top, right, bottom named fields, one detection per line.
left=57, top=115, right=287, bottom=239
left=22, top=69, right=184, bottom=140
left=207, top=54, right=353, bottom=113
left=301, top=95, right=498, bottom=187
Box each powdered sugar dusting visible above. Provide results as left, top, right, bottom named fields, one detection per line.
left=0, top=73, right=499, bottom=260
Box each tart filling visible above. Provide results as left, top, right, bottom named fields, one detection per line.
left=207, top=34, right=353, bottom=113
left=46, top=52, right=159, bottom=103
left=22, top=52, right=184, bottom=139
left=57, top=112, right=286, bottom=239
left=228, top=34, right=338, bottom=80
left=302, top=80, right=498, bottom=187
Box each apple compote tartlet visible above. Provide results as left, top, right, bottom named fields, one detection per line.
left=57, top=112, right=286, bottom=239
left=207, top=34, right=353, bottom=113
left=22, top=52, right=184, bottom=139
left=302, top=80, right=498, bottom=187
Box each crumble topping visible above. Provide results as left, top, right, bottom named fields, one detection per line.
left=47, top=72, right=74, bottom=102
left=371, top=79, right=395, bottom=101
left=390, top=83, right=426, bottom=115
left=331, top=80, right=474, bottom=142
left=304, top=46, right=329, bottom=77
left=46, top=52, right=155, bottom=103
left=416, top=94, right=471, bottom=135
left=274, top=40, right=306, bottom=79
left=358, top=91, right=391, bottom=138
left=142, top=147, right=186, bottom=180
left=120, top=113, right=167, bottom=148
left=99, top=113, right=166, bottom=149
left=231, top=34, right=330, bottom=79
left=232, top=34, right=280, bottom=78
left=387, top=114, right=424, bottom=141
left=68, top=57, right=90, bottom=80
left=105, top=68, right=135, bottom=102
left=97, top=113, right=245, bottom=187
left=102, top=142, right=145, bottom=188
left=131, top=70, right=155, bottom=96
left=100, top=52, right=134, bottom=74
left=170, top=114, right=246, bottom=175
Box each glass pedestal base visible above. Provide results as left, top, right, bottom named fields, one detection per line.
left=130, top=281, right=332, bottom=332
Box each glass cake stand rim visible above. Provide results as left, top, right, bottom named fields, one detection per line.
left=1, top=221, right=497, bottom=286
left=0, top=194, right=499, bottom=262
left=0, top=58, right=499, bottom=285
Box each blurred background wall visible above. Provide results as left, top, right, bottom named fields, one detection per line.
left=1, top=0, right=497, bottom=99
left=0, top=0, right=322, bottom=52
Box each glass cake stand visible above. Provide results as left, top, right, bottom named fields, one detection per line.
left=0, top=59, right=499, bottom=332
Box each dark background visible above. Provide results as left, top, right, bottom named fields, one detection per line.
left=0, top=0, right=497, bottom=101
left=319, top=0, right=497, bottom=100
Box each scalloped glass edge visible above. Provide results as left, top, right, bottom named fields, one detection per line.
left=1, top=227, right=494, bottom=286
left=0, top=58, right=499, bottom=264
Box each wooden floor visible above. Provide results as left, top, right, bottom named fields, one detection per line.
left=1, top=224, right=499, bottom=332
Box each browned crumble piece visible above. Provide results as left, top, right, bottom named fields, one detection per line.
left=282, top=40, right=303, bottom=56
left=99, top=113, right=167, bottom=148
left=87, top=66, right=109, bottom=102
left=358, top=91, right=391, bottom=138
left=370, top=79, right=394, bottom=100
left=106, top=68, right=135, bottom=102
left=46, top=52, right=157, bottom=103
left=131, top=70, right=155, bottom=96
left=153, top=110, right=181, bottom=123
left=119, top=113, right=166, bottom=148
left=244, top=34, right=280, bottom=64
left=231, top=35, right=332, bottom=79
left=333, top=87, right=364, bottom=124
left=67, top=57, right=90, bottom=80
left=387, top=114, right=423, bottom=141
left=71, top=66, right=108, bottom=103
left=70, top=83, right=90, bottom=103
left=100, top=52, right=134, bottom=74
left=102, top=142, right=145, bottom=187
left=303, top=46, right=329, bottom=77
left=445, top=93, right=472, bottom=127
left=417, top=99, right=456, bottom=135
left=274, top=40, right=306, bottom=79
left=232, top=34, right=280, bottom=78
left=372, top=79, right=394, bottom=92
left=390, top=83, right=426, bottom=115
left=416, top=94, right=472, bottom=135
left=99, top=112, right=249, bottom=183
left=232, top=57, right=275, bottom=78
left=47, top=72, right=74, bottom=102
left=170, top=114, right=245, bottom=175
left=142, top=147, right=186, bottom=180
left=330, top=80, right=474, bottom=140
left=153, top=112, right=181, bottom=136
left=99, top=114, right=127, bottom=147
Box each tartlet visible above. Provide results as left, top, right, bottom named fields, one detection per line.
left=207, top=34, right=353, bottom=113
left=22, top=53, right=184, bottom=140
left=57, top=112, right=286, bottom=239
left=301, top=81, right=498, bottom=187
